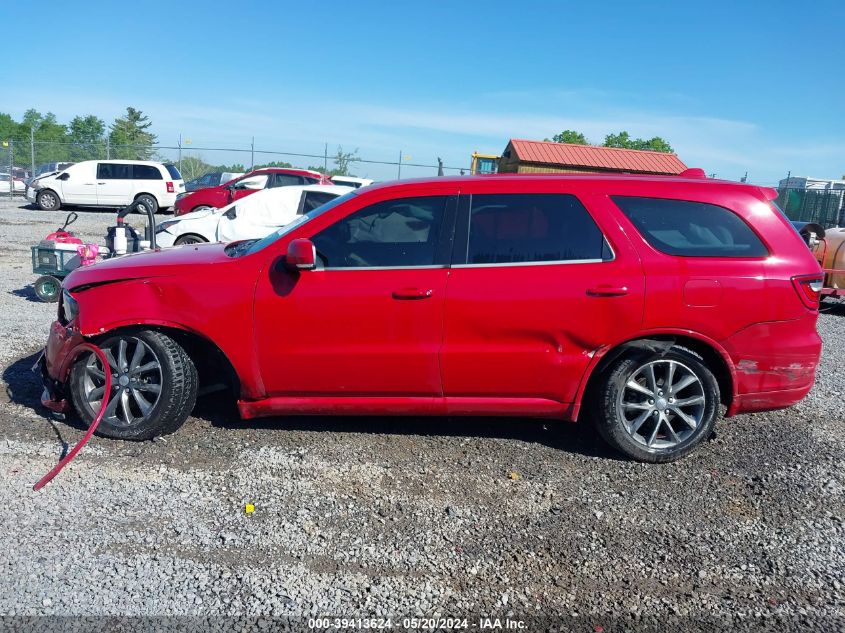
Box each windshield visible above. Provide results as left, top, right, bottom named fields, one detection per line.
left=245, top=189, right=358, bottom=255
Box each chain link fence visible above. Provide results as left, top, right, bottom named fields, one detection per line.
left=3, top=138, right=472, bottom=198
left=775, top=187, right=845, bottom=228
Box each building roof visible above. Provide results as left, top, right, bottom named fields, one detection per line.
left=507, top=139, right=687, bottom=175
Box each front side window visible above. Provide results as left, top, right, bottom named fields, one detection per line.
left=466, top=194, right=606, bottom=264
left=612, top=196, right=768, bottom=258
left=236, top=174, right=269, bottom=190
left=312, top=196, right=447, bottom=268
left=132, top=165, right=162, bottom=180
left=97, top=163, right=131, bottom=180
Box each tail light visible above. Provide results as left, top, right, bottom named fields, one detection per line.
left=791, top=274, right=824, bottom=309
left=166, top=181, right=174, bottom=193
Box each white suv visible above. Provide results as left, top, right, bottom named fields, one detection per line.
left=27, top=160, right=185, bottom=213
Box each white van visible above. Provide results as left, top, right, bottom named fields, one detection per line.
left=26, top=160, right=185, bottom=213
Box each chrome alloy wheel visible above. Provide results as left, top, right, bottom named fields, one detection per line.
left=616, top=359, right=706, bottom=449
left=81, top=337, right=163, bottom=426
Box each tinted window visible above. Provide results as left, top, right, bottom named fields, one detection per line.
left=303, top=176, right=320, bottom=185
left=301, top=191, right=339, bottom=214
left=270, top=174, right=304, bottom=188
left=613, top=196, right=768, bottom=257
left=466, top=194, right=605, bottom=264
left=132, top=165, right=162, bottom=180
left=312, top=196, right=447, bottom=268
left=97, top=163, right=131, bottom=180
left=165, top=164, right=182, bottom=180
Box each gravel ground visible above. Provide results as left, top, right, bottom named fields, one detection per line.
left=0, top=197, right=842, bottom=631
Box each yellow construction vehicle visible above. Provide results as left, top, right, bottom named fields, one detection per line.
left=470, top=152, right=500, bottom=175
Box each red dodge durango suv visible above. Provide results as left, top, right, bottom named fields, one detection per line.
left=39, top=173, right=823, bottom=462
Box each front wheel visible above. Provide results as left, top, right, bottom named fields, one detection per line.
left=174, top=234, right=208, bottom=246
left=594, top=347, right=720, bottom=463
left=33, top=275, right=61, bottom=302
left=37, top=190, right=61, bottom=211
left=69, top=330, right=198, bottom=440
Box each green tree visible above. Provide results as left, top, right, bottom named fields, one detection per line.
left=603, top=130, right=674, bottom=153
left=333, top=146, right=360, bottom=176
left=67, top=115, right=106, bottom=161
left=253, top=160, right=293, bottom=170
left=545, top=130, right=589, bottom=145
left=109, top=107, right=157, bottom=159
left=17, top=110, right=69, bottom=164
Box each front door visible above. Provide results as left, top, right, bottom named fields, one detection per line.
left=441, top=191, right=645, bottom=408
left=59, top=163, right=98, bottom=205
left=253, top=192, right=457, bottom=399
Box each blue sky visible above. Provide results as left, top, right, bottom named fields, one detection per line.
left=3, top=0, right=843, bottom=183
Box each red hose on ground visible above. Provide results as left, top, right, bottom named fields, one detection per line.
left=33, top=342, right=112, bottom=491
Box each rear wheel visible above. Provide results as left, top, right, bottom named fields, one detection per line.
left=134, top=194, right=158, bottom=215
left=191, top=205, right=214, bottom=214
left=69, top=330, right=198, bottom=440
left=37, top=190, right=61, bottom=211
left=33, top=275, right=61, bottom=302
left=594, top=347, right=719, bottom=463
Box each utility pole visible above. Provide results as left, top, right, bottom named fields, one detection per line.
left=397, top=150, right=403, bottom=179
left=7, top=139, right=13, bottom=200
left=178, top=133, right=182, bottom=174
left=250, top=136, right=255, bottom=170
left=323, top=143, right=328, bottom=174
left=106, top=136, right=111, bottom=160
left=30, top=127, right=35, bottom=177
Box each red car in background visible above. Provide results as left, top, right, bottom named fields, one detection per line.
left=174, top=168, right=332, bottom=216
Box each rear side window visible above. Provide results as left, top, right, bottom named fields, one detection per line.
left=97, top=163, right=131, bottom=180
left=613, top=196, right=768, bottom=258
left=133, top=165, right=162, bottom=180
left=301, top=190, right=338, bottom=214
left=165, top=164, right=182, bottom=180
left=270, top=174, right=304, bottom=188
left=466, top=194, right=606, bottom=264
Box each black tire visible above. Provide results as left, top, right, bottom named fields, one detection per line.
left=33, top=275, right=61, bottom=302
left=37, top=189, right=61, bottom=211
left=594, top=346, right=720, bottom=463
left=69, top=330, right=198, bottom=441
left=134, top=194, right=159, bottom=215
left=174, top=234, right=208, bottom=246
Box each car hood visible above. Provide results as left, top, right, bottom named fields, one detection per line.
left=64, top=242, right=233, bottom=290
left=169, top=206, right=221, bottom=222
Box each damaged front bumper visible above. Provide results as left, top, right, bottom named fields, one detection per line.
left=35, top=319, right=87, bottom=415
left=33, top=350, right=70, bottom=414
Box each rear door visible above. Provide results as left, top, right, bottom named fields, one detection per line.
left=441, top=189, right=645, bottom=409
left=96, top=163, right=134, bottom=205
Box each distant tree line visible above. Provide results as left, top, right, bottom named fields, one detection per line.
left=544, top=129, right=674, bottom=153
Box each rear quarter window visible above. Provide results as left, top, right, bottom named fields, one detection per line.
left=164, top=164, right=182, bottom=180
left=612, top=196, right=768, bottom=258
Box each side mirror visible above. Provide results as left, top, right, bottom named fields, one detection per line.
left=57, top=173, right=70, bottom=181
left=285, top=238, right=316, bottom=271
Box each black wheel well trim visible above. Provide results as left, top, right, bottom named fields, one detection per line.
left=175, top=233, right=208, bottom=243
left=133, top=192, right=159, bottom=204
left=85, top=324, right=240, bottom=397
left=579, top=335, right=732, bottom=419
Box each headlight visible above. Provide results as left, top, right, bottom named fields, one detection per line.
left=61, top=289, right=79, bottom=323
left=156, top=219, right=180, bottom=233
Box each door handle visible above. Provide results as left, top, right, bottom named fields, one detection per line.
left=392, top=287, right=433, bottom=300
left=586, top=285, right=628, bottom=297
left=97, top=182, right=106, bottom=185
